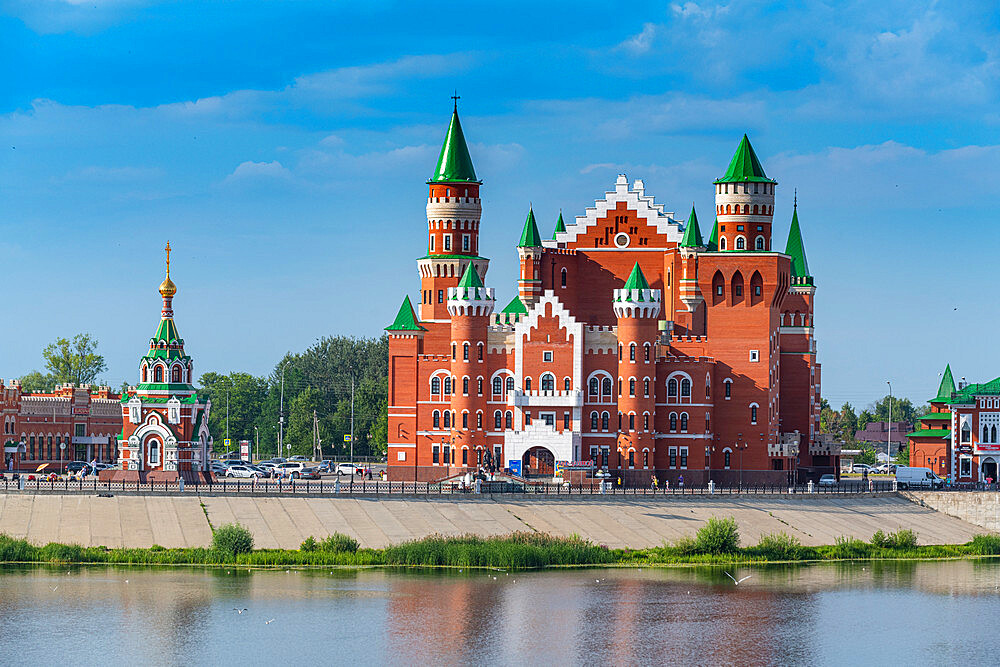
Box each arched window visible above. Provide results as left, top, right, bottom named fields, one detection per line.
left=724, top=450, right=731, bottom=467
left=669, top=413, right=677, bottom=431
left=644, top=344, right=650, bottom=361
left=720, top=237, right=727, bottom=251
left=602, top=378, right=612, bottom=396
left=681, top=379, right=691, bottom=397
left=752, top=204, right=758, bottom=214
left=141, top=366, right=147, bottom=383
left=629, top=379, right=636, bottom=396
left=494, top=411, right=502, bottom=430
left=629, top=414, right=635, bottom=430
left=589, top=378, right=599, bottom=395
left=463, top=343, right=469, bottom=360
left=962, top=423, right=971, bottom=443
left=628, top=450, right=635, bottom=467
left=751, top=405, right=758, bottom=423
left=505, top=411, right=513, bottom=429
left=452, top=343, right=456, bottom=360
left=984, top=425, right=989, bottom=442
left=724, top=380, right=732, bottom=398
left=463, top=377, right=469, bottom=395
left=993, top=425, right=998, bottom=442
left=433, top=411, right=441, bottom=428
left=643, top=414, right=649, bottom=430
left=541, top=374, right=555, bottom=391
left=601, top=412, right=609, bottom=430
left=591, top=412, right=599, bottom=430
left=171, top=366, right=181, bottom=383
left=643, top=379, right=650, bottom=397
left=564, top=377, right=571, bottom=391
left=154, top=366, right=163, bottom=383
left=705, top=412, right=711, bottom=432
left=478, top=343, right=483, bottom=361
left=561, top=268, right=567, bottom=287
left=755, top=236, right=765, bottom=250
left=432, top=377, right=441, bottom=395
left=493, top=377, right=503, bottom=395
left=629, top=343, right=636, bottom=361
left=712, top=270, right=725, bottom=304
left=525, top=377, right=532, bottom=392
left=443, top=411, right=451, bottom=428
left=506, top=377, right=515, bottom=392
left=444, top=377, right=452, bottom=395
left=736, top=236, right=745, bottom=250
left=668, top=379, right=678, bottom=397
left=680, top=413, right=688, bottom=431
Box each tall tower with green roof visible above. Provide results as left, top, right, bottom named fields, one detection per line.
left=419, top=100, right=489, bottom=322
left=516, top=206, right=543, bottom=308
left=784, top=200, right=812, bottom=286
left=714, top=134, right=776, bottom=253
left=677, top=206, right=706, bottom=334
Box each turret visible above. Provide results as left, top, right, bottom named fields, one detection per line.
left=677, top=206, right=705, bottom=335
left=714, top=135, right=776, bottom=252
left=613, top=263, right=661, bottom=474
left=516, top=207, right=543, bottom=309
left=418, top=101, right=489, bottom=321
left=447, top=264, right=495, bottom=468
left=139, top=242, right=194, bottom=393
left=551, top=211, right=566, bottom=240
left=784, top=199, right=813, bottom=287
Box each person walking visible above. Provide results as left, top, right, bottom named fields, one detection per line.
left=650, top=474, right=658, bottom=491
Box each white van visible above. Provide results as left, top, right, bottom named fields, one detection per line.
left=895, top=466, right=944, bottom=489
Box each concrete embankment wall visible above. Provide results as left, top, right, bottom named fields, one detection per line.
left=0, top=492, right=981, bottom=550
left=901, top=491, right=1000, bottom=532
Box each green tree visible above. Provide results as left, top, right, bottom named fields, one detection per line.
left=198, top=372, right=269, bottom=450
left=839, top=402, right=858, bottom=442
left=41, top=334, right=107, bottom=385
left=856, top=410, right=875, bottom=436
left=872, top=395, right=920, bottom=426
left=19, top=370, right=55, bottom=393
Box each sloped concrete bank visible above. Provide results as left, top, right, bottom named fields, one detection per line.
left=901, top=491, right=1000, bottom=532
left=0, top=492, right=981, bottom=550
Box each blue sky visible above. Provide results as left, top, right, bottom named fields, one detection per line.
left=2, top=0, right=999, bottom=409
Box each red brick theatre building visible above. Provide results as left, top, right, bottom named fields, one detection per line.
left=112, top=244, right=213, bottom=482
left=386, top=105, right=835, bottom=485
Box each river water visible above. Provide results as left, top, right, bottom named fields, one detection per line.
left=2, top=560, right=998, bottom=666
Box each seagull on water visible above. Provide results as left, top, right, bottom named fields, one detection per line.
left=234, top=608, right=248, bottom=614
left=50, top=586, right=58, bottom=592
left=265, top=619, right=275, bottom=625
left=724, top=572, right=751, bottom=585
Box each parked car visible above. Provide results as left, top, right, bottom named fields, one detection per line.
left=297, top=467, right=321, bottom=480
left=94, top=462, right=114, bottom=471
left=66, top=461, right=89, bottom=473
left=288, top=455, right=308, bottom=462
left=336, top=463, right=361, bottom=476
left=266, top=457, right=286, bottom=464
left=851, top=464, right=874, bottom=474
left=257, top=462, right=277, bottom=473
left=895, top=466, right=944, bottom=489
left=225, top=465, right=264, bottom=479
left=273, top=461, right=308, bottom=478
left=818, top=474, right=837, bottom=487
left=318, top=460, right=334, bottom=473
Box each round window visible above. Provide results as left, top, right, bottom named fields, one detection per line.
left=613, top=232, right=631, bottom=248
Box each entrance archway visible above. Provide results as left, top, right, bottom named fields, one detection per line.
left=522, top=447, right=555, bottom=477
left=983, top=457, right=997, bottom=483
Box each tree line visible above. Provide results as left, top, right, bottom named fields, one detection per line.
left=18, top=332, right=389, bottom=460
left=819, top=395, right=928, bottom=464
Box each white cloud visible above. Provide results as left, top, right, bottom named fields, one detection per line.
left=617, top=23, right=658, bottom=55
left=223, top=160, right=291, bottom=184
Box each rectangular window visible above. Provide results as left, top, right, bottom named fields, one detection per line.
left=462, top=235, right=470, bottom=252
left=716, top=285, right=723, bottom=296
left=734, top=284, right=743, bottom=297
left=437, top=290, right=444, bottom=303
left=643, top=450, right=648, bottom=467
left=757, top=225, right=764, bottom=232
left=444, top=236, right=451, bottom=251
left=525, top=412, right=531, bottom=425
left=74, top=424, right=85, bottom=437
left=737, top=225, right=744, bottom=231
left=432, top=446, right=439, bottom=464
left=563, top=412, right=570, bottom=429
left=749, top=350, right=760, bottom=363
left=429, top=236, right=435, bottom=252
left=680, top=447, right=688, bottom=468
left=669, top=448, right=677, bottom=467
left=462, top=448, right=468, bottom=465
left=543, top=351, right=553, bottom=362
left=397, top=451, right=406, bottom=461
left=541, top=412, right=555, bottom=427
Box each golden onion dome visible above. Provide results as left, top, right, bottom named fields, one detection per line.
left=159, top=274, right=177, bottom=298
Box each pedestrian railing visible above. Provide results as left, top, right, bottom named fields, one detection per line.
left=0, top=476, right=903, bottom=497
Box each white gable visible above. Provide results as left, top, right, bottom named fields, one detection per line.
left=546, top=174, right=685, bottom=248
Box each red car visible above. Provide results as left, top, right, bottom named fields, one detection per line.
left=297, top=467, right=321, bottom=480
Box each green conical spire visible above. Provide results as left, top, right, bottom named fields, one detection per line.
left=707, top=217, right=719, bottom=251
left=456, top=262, right=484, bottom=289
left=518, top=207, right=542, bottom=247
left=680, top=205, right=704, bottom=248
left=429, top=107, right=479, bottom=183
left=935, top=364, right=956, bottom=401
left=501, top=295, right=528, bottom=315
left=623, top=263, right=650, bottom=290
left=552, top=211, right=566, bottom=240
left=385, top=295, right=426, bottom=331
left=714, top=134, right=775, bottom=184
left=784, top=204, right=811, bottom=283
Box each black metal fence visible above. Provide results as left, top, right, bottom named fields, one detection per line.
left=0, top=477, right=901, bottom=497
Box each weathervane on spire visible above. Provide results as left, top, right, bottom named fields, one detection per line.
left=793, top=188, right=797, bottom=209
left=165, top=241, right=172, bottom=276
left=452, top=90, right=460, bottom=111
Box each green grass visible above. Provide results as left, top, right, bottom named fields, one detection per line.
left=0, top=524, right=998, bottom=569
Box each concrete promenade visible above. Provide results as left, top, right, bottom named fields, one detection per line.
left=0, top=492, right=982, bottom=550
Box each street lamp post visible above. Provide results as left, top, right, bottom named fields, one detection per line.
left=737, top=432, right=743, bottom=491
left=886, top=381, right=893, bottom=476
left=254, top=426, right=259, bottom=463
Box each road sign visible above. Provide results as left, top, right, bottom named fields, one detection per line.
left=508, top=460, right=521, bottom=476
left=239, top=440, right=250, bottom=461
left=344, top=435, right=352, bottom=443
left=59, top=443, right=66, bottom=450
left=224, top=438, right=231, bottom=448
